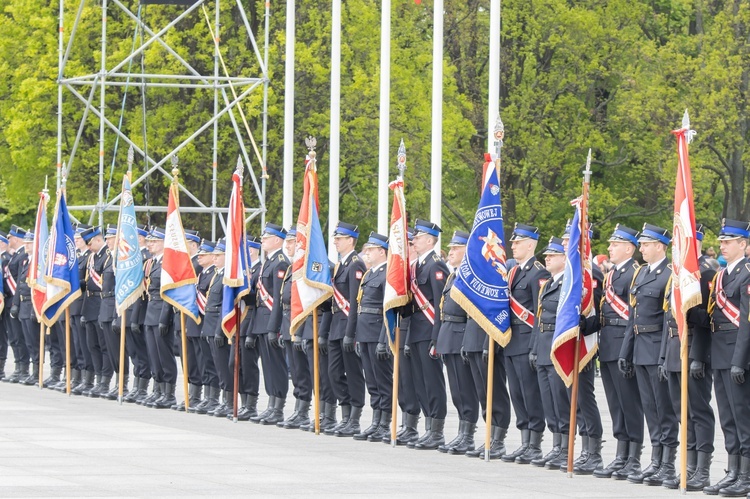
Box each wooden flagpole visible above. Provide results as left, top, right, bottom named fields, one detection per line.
left=65, top=309, right=71, bottom=395
left=180, top=312, right=189, bottom=413
left=680, top=339, right=688, bottom=491
left=118, top=310, right=126, bottom=404
left=566, top=150, right=592, bottom=477
left=38, top=323, right=46, bottom=389
left=232, top=304, right=240, bottom=422
left=313, top=308, right=321, bottom=434
left=390, top=320, right=400, bottom=447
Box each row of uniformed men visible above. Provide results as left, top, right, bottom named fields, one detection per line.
left=3, top=215, right=750, bottom=497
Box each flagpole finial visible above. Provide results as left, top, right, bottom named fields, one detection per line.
left=171, top=154, right=179, bottom=179
left=493, top=114, right=504, bottom=160
left=127, top=145, right=134, bottom=174
left=397, top=139, right=406, bottom=178
left=682, top=109, right=690, bottom=130
left=61, top=162, right=69, bottom=189
left=44, top=175, right=49, bottom=194
left=583, top=148, right=592, bottom=183
left=235, top=155, right=244, bottom=176
left=305, top=136, right=317, bottom=161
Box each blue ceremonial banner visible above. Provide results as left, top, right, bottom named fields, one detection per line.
left=450, top=155, right=511, bottom=346
left=41, top=191, right=81, bottom=326
left=551, top=203, right=583, bottom=385
left=114, top=174, right=144, bottom=315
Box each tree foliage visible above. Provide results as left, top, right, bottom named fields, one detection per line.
left=0, top=0, right=748, bottom=254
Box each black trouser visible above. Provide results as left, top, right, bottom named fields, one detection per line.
left=409, top=339, right=447, bottom=419
left=537, top=363, right=571, bottom=434
left=149, top=325, right=177, bottom=384
left=258, top=335, right=288, bottom=399
left=288, top=342, right=312, bottom=402
left=198, top=336, right=219, bottom=389
left=85, top=319, right=112, bottom=377
left=574, top=364, right=603, bottom=439
left=600, top=360, right=642, bottom=442
left=468, top=351, right=511, bottom=428
left=714, top=368, right=750, bottom=456
left=210, top=338, right=232, bottom=391
left=668, top=370, right=715, bottom=453
left=360, top=341, right=393, bottom=412
left=307, top=346, right=335, bottom=404
left=398, top=345, right=420, bottom=416
left=185, top=336, right=202, bottom=385
left=444, top=353, right=478, bottom=422
left=72, top=315, right=91, bottom=371
left=7, top=313, right=29, bottom=364
left=0, top=307, right=8, bottom=361
left=49, top=322, right=65, bottom=369
left=506, top=353, right=545, bottom=432
left=229, top=340, right=259, bottom=396
left=101, top=321, right=126, bottom=375
left=328, top=338, right=354, bottom=406
left=126, top=327, right=150, bottom=379
left=21, top=316, right=40, bottom=365
left=635, top=364, right=678, bottom=448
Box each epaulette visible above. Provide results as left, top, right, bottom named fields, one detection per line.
left=352, top=255, right=359, bottom=262
left=432, top=254, right=441, bottom=262
left=534, top=261, right=545, bottom=270
left=631, top=261, right=640, bottom=269
left=278, top=253, right=285, bottom=261
left=667, top=264, right=673, bottom=271
left=702, top=262, right=710, bottom=269
left=745, top=263, right=750, bottom=273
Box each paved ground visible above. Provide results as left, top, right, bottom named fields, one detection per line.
left=0, top=360, right=728, bottom=498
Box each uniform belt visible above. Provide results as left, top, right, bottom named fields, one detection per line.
left=148, top=292, right=162, bottom=301
left=99, top=291, right=115, bottom=298
left=359, top=306, right=383, bottom=315
left=282, top=304, right=291, bottom=311
left=19, top=294, right=28, bottom=302
left=603, top=317, right=628, bottom=327
left=633, top=324, right=661, bottom=334
left=85, top=290, right=101, bottom=297
left=441, top=314, right=466, bottom=323
left=540, top=323, right=556, bottom=332
left=668, top=327, right=695, bottom=338
left=712, top=322, right=736, bottom=332
left=206, top=305, right=221, bottom=313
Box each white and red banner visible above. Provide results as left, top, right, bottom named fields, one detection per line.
left=383, top=177, right=410, bottom=351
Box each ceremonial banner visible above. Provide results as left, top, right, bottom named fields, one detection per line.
left=160, top=181, right=200, bottom=322
left=383, top=177, right=410, bottom=350
left=451, top=153, right=511, bottom=346
left=552, top=201, right=597, bottom=386
left=30, top=190, right=50, bottom=321
left=290, top=151, right=332, bottom=337
left=221, top=160, right=250, bottom=338
left=114, top=174, right=144, bottom=314
left=41, top=191, right=81, bottom=325
left=671, top=111, right=701, bottom=357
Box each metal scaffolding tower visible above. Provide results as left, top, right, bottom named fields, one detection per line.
left=56, top=0, right=269, bottom=238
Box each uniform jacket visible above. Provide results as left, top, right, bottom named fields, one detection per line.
left=144, top=255, right=166, bottom=327
left=599, top=258, right=640, bottom=362
left=436, top=272, right=467, bottom=355
left=280, top=266, right=293, bottom=340
left=69, top=248, right=88, bottom=317
left=406, top=249, right=450, bottom=344
left=531, top=275, right=562, bottom=366
left=505, top=256, right=550, bottom=357
left=82, top=245, right=108, bottom=321
left=13, top=252, right=33, bottom=320
left=620, top=258, right=671, bottom=366
left=251, top=249, right=290, bottom=336
left=202, top=267, right=224, bottom=338
left=356, top=262, right=387, bottom=344
left=329, top=251, right=366, bottom=341
left=98, top=251, right=116, bottom=324
left=709, top=257, right=750, bottom=370
left=239, top=261, right=261, bottom=338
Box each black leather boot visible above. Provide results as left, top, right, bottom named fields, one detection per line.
left=390, top=412, right=409, bottom=441
left=561, top=435, right=589, bottom=473
left=319, top=402, right=338, bottom=432
left=682, top=451, right=711, bottom=491
left=198, top=386, right=220, bottom=415
left=439, top=420, right=466, bottom=453
left=644, top=445, right=676, bottom=486
left=185, top=384, right=202, bottom=413
left=235, top=394, right=250, bottom=420
left=627, top=445, right=661, bottom=483
left=43, top=366, right=62, bottom=388
left=106, top=375, right=128, bottom=401
left=408, top=417, right=432, bottom=449
left=277, top=399, right=300, bottom=427
left=354, top=409, right=381, bottom=441
left=415, top=418, right=445, bottom=450
left=705, top=454, right=739, bottom=495
left=57, top=369, right=81, bottom=392
left=326, top=405, right=351, bottom=435
left=718, top=456, right=750, bottom=497
left=594, top=439, right=628, bottom=478
left=285, top=400, right=309, bottom=429
left=73, top=370, right=94, bottom=395
left=613, top=442, right=643, bottom=480
left=449, top=422, right=476, bottom=455
left=212, top=391, right=232, bottom=418
left=154, top=383, right=177, bottom=409
left=532, top=432, right=561, bottom=467
left=502, top=429, right=530, bottom=462
left=128, top=377, right=148, bottom=403
left=5, top=362, right=21, bottom=383
left=516, top=431, right=544, bottom=464
left=21, top=363, right=39, bottom=386
left=0, top=359, right=5, bottom=380
left=395, top=412, right=420, bottom=445
left=259, top=396, right=285, bottom=425
left=369, top=411, right=391, bottom=442
left=147, top=382, right=166, bottom=408
left=574, top=437, right=603, bottom=475
left=335, top=406, right=362, bottom=436
left=192, top=386, right=210, bottom=413
left=662, top=449, right=695, bottom=489
left=546, top=434, right=569, bottom=470
left=251, top=396, right=275, bottom=423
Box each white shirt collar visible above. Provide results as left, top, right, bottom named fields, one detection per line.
left=517, top=257, right=532, bottom=270
left=339, top=249, right=355, bottom=262
left=418, top=249, right=435, bottom=264
left=371, top=261, right=387, bottom=272
left=553, top=271, right=564, bottom=283
left=649, top=257, right=666, bottom=273
left=727, top=257, right=743, bottom=274
left=615, top=258, right=632, bottom=271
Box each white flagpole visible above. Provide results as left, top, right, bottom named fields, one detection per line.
left=430, top=0, right=444, bottom=231
left=377, top=0, right=392, bottom=235
left=282, top=0, right=295, bottom=229
left=329, top=0, right=342, bottom=260
left=488, top=0, right=501, bottom=150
